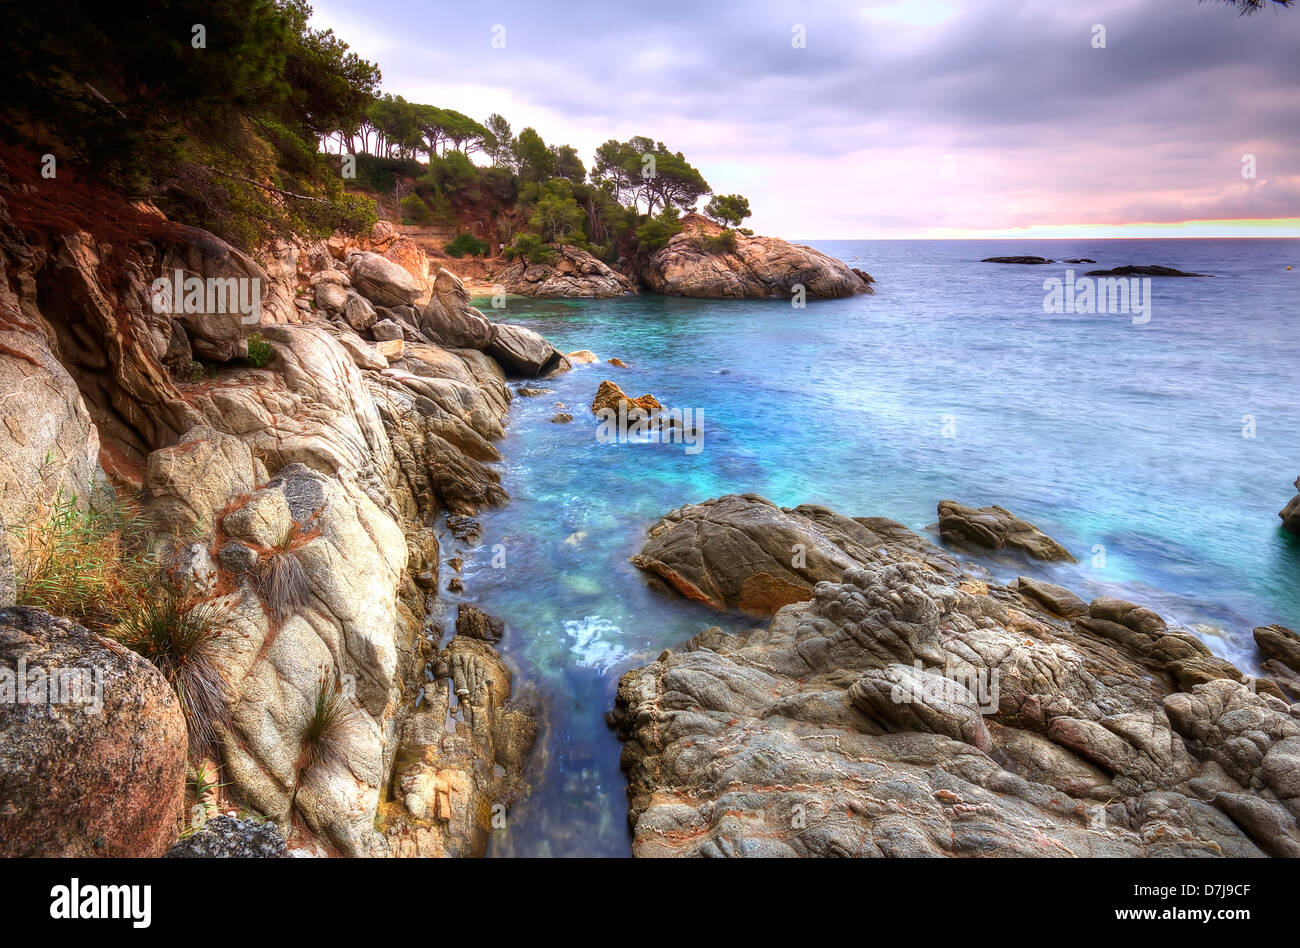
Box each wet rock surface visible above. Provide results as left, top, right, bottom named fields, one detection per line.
left=1083, top=265, right=1208, bottom=277
left=936, top=500, right=1076, bottom=562
left=1280, top=476, right=1300, bottom=535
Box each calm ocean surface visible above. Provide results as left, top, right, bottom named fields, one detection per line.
left=463, top=237, right=1299, bottom=856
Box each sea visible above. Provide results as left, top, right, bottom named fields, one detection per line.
left=455, top=237, right=1299, bottom=856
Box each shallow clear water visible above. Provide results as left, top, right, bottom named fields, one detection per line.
left=464, top=238, right=1300, bottom=857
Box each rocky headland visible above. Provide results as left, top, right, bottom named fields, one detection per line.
left=612, top=493, right=1300, bottom=857
left=491, top=214, right=874, bottom=300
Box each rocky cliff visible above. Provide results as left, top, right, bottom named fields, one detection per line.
left=0, top=173, right=550, bottom=856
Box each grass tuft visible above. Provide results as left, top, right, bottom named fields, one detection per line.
left=11, top=487, right=152, bottom=627
left=114, top=588, right=230, bottom=757
left=298, top=673, right=359, bottom=773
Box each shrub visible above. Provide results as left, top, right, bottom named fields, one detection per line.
left=696, top=229, right=738, bottom=254
left=505, top=233, right=556, bottom=265
left=245, top=333, right=274, bottom=368
left=444, top=233, right=490, bottom=258
left=400, top=192, right=434, bottom=225
left=634, top=207, right=683, bottom=252
left=351, top=154, right=423, bottom=194
left=253, top=519, right=320, bottom=624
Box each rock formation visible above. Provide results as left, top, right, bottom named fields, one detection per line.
left=936, top=500, right=1076, bottom=562
left=0, top=175, right=549, bottom=856
left=166, top=815, right=287, bottom=858
left=591, top=379, right=663, bottom=419
left=1280, top=477, right=1300, bottom=535
left=613, top=493, right=1300, bottom=857
left=494, top=245, right=638, bottom=298
left=638, top=214, right=874, bottom=299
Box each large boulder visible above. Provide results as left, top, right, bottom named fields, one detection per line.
left=158, top=230, right=269, bottom=361
left=0, top=606, right=188, bottom=856
left=347, top=251, right=422, bottom=309
left=590, top=379, right=662, bottom=418
left=0, top=287, right=109, bottom=530
left=495, top=245, right=638, bottom=298
left=417, top=269, right=495, bottom=349
left=936, top=500, right=1075, bottom=562
left=143, top=425, right=257, bottom=535
left=1280, top=477, right=1300, bottom=535
left=638, top=214, right=874, bottom=300
left=631, top=493, right=966, bottom=615
left=485, top=322, right=563, bottom=377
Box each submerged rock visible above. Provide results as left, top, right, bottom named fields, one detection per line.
left=936, top=500, right=1075, bottom=562
left=0, top=606, right=188, bottom=857
left=1083, top=264, right=1207, bottom=277
left=613, top=497, right=1300, bottom=858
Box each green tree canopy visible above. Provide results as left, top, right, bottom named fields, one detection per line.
left=591, top=137, right=710, bottom=214
left=703, top=193, right=752, bottom=230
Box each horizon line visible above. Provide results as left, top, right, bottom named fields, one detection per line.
left=797, top=218, right=1300, bottom=241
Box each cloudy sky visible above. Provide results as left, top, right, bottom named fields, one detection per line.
left=309, top=0, right=1300, bottom=239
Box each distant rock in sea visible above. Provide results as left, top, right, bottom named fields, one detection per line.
left=1084, top=264, right=1207, bottom=277
left=981, top=255, right=1054, bottom=264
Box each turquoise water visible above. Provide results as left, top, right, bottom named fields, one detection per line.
left=465, top=238, right=1300, bottom=857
